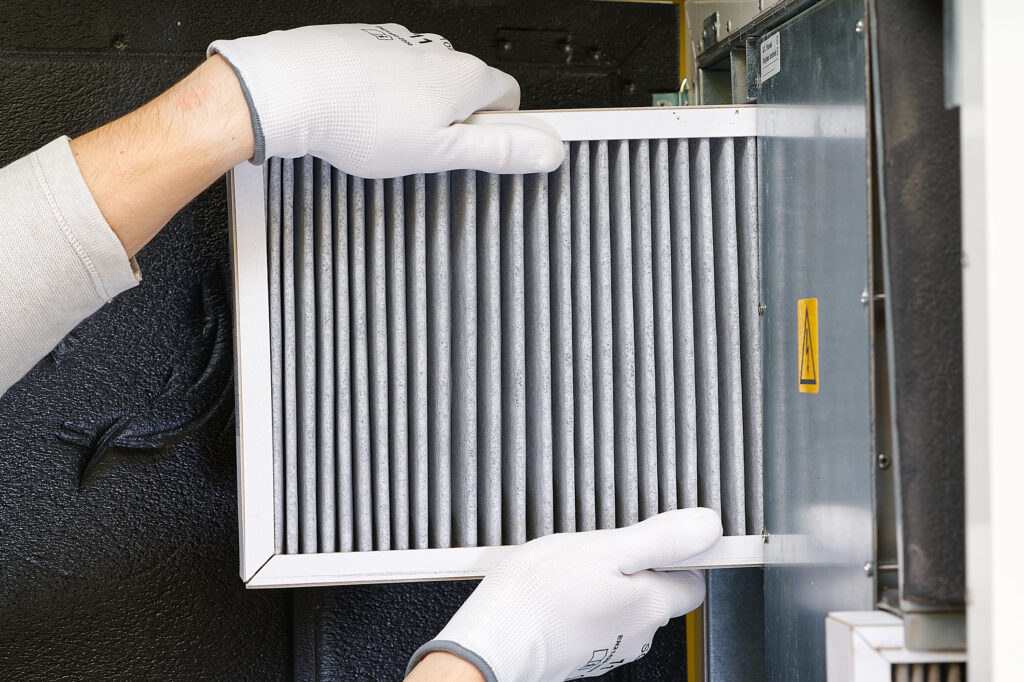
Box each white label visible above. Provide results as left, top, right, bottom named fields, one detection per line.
left=760, top=32, right=781, bottom=83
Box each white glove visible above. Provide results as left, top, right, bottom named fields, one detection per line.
left=208, top=23, right=564, bottom=178
left=408, top=508, right=723, bottom=682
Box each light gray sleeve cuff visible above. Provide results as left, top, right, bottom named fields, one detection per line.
left=0, top=136, right=141, bottom=397
left=32, top=136, right=142, bottom=298
left=406, top=640, right=498, bottom=682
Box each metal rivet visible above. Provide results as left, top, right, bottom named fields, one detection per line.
left=589, top=47, right=602, bottom=62
left=726, top=20, right=732, bottom=32
left=877, top=453, right=891, bottom=470
left=560, top=41, right=573, bottom=55
left=855, top=19, right=865, bottom=34
left=758, top=302, right=766, bottom=316
left=864, top=561, right=874, bottom=577
left=499, top=40, right=513, bottom=53
left=762, top=527, right=770, bottom=544
left=860, top=289, right=870, bottom=305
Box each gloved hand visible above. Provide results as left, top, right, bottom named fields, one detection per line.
left=408, top=508, right=723, bottom=682
left=208, top=23, right=564, bottom=178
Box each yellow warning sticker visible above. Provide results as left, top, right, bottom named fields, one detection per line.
left=798, top=298, right=819, bottom=394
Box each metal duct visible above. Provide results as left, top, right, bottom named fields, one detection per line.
left=265, top=137, right=761, bottom=554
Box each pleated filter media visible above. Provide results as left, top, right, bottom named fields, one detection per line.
left=230, top=108, right=766, bottom=587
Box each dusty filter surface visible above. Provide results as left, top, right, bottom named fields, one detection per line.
left=265, top=137, right=761, bottom=555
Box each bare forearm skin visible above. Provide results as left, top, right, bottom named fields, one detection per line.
left=70, top=55, right=254, bottom=257
left=405, top=652, right=485, bottom=682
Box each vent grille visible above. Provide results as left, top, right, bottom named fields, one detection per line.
left=265, top=136, right=761, bottom=555
left=892, top=663, right=965, bottom=682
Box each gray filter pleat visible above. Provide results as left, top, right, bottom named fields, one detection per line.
left=669, top=140, right=699, bottom=509
left=267, top=158, right=285, bottom=553
left=525, top=172, right=554, bottom=540
left=590, top=141, right=617, bottom=530
left=629, top=140, right=659, bottom=521
left=282, top=159, right=300, bottom=553
left=451, top=170, right=478, bottom=548
left=367, top=179, right=392, bottom=550
left=332, top=169, right=353, bottom=552
left=477, top=173, right=503, bottom=546
left=313, top=159, right=336, bottom=553
left=610, top=140, right=639, bottom=527
left=427, top=172, right=452, bottom=549
left=711, top=139, right=746, bottom=536
left=296, top=157, right=318, bottom=553
left=550, top=145, right=576, bottom=534
left=650, top=139, right=678, bottom=513
left=736, top=137, right=764, bottom=533
left=265, top=130, right=761, bottom=555
left=406, top=174, right=430, bottom=549
left=500, top=174, right=527, bottom=545
left=690, top=138, right=722, bottom=516
left=570, top=141, right=596, bottom=532
left=349, top=176, right=374, bottom=551
left=385, top=178, right=410, bottom=550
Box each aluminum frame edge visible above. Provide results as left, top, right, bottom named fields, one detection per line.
left=229, top=160, right=277, bottom=582
left=245, top=535, right=768, bottom=589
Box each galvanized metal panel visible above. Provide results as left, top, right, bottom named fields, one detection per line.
left=759, top=0, right=875, bottom=679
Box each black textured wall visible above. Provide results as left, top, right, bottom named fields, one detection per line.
left=0, top=2, right=684, bottom=679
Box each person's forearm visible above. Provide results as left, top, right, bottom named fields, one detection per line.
left=70, top=55, right=253, bottom=257
left=404, top=652, right=484, bottom=682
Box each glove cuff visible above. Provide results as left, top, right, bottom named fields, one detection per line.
left=406, top=640, right=498, bottom=682
left=207, top=41, right=267, bottom=164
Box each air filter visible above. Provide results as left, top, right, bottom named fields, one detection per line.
left=230, top=107, right=766, bottom=587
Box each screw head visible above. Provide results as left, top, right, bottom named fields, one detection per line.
left=877, top=453, right=891, bottom=470
left=560, top=41, right=573, bottom=55
left=864, top=561, right=874, bottom=577
left=589, top=47, right=602, bottom=62
left=860, top=289, right=870, bottom=305
left=726, top=20, right=732, bottom=32
left=499, top=40, right=513, bottom=53
left=855, top=19, right=865, bottom=34
left=758, top=302, right=767, bottom=316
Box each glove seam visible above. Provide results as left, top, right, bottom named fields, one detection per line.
left=208, top=47, right=266, bottom=165
left=406, top=639, right=498, bottom=682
